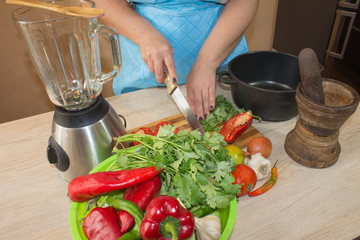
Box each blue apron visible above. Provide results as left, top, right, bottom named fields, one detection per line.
left=113, top=0, right=248, bottom=95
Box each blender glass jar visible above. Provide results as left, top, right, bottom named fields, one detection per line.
left=12, top=0, right=121, bottom=110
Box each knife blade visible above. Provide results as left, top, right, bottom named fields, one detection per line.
left=163, top=66, right=205, bottom=135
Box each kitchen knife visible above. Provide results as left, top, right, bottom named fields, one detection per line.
left=163, top=66, right=205, bottom=135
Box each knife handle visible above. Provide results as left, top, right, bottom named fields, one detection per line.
left=163, top=64, right=177, bottom=95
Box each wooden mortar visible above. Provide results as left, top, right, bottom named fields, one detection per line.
left=285, top=78, right=359, bottom=168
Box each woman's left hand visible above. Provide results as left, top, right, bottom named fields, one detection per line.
left=186, top=61, right=217, bottom=120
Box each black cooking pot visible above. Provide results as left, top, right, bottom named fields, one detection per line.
left=218, top=51, right=301, bottom=121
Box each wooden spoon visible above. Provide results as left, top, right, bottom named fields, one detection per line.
left=6, top=0, right=104, bottom=18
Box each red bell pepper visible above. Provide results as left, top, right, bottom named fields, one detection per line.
left=68, top=166, right=163, bottom=202
left=132, top=127, right=154, bottom=146
left=82, top=206, right=123, bottom=240
left=220, top=111, right=253, bottom=143
left=139, top=195, right=195, bottom=240
left=118, top=176, right=162, bottom=233
left=154, top=121, right=180, bottom=135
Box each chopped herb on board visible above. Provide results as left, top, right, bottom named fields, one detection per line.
left=200, top=95, right=245, bottom=132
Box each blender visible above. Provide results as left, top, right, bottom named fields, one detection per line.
left=12, top=0, right=128, bottom=182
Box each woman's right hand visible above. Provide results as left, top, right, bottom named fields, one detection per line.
left=93, top=0, right=177, bottom=84
left=138, top=32, right=177, bottom=84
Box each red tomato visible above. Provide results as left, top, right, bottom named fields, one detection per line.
left=232, top=164, right=257, bottom=197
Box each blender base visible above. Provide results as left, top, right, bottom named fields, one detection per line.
left=47, top=95, right=128, bottom=182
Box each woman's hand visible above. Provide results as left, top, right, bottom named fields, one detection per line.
left=187, top=0, right=258, bottom=120
left=186, top=61, right=217, bottom=120
left=138, top=32, right=177, bottom=84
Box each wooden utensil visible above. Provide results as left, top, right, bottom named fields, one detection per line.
left=298, top=48, right=325, bottom=104
left=6, top=0, right=104, bottom=18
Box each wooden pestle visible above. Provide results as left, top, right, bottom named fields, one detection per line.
left=298, top=48, right=325, bottom=104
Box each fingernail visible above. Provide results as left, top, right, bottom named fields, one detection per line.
left=172, top=77, right=177, bottom=83
left=210, top=105, right=214, bottom=110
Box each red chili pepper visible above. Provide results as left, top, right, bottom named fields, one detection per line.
left=140, top=195, right=195, bottom=240
left=132, top=127, right=154, bottom=146
left=154, top=121, right=180, bottom=135
left=82, top=206, right=123, bottom=240
left=118, top=176, right=162, bottom=233
left=248, top=160, right=278, bottom=197
left=68, top=166, right=163, bottom=202
left=220, top=111, right=253, bottom=143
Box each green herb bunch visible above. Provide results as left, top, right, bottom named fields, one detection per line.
left=112, top=125, right=240, bottom=212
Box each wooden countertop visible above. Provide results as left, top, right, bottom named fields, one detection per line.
left=1, top=84, right=359, bottom=240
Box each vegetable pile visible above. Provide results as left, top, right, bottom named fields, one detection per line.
left=69, top=126, right=239, bottom=240
left=230, top=136, right=278, bottom=198
left=68, top=95, right=279, bottom=240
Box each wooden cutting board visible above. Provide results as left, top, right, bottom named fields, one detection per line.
left=128, top=113, right=263, bottom=149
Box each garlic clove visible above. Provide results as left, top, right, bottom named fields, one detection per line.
left=247, top=153, right=272, bottom=181
left=195, top=214, right=221, bottom=240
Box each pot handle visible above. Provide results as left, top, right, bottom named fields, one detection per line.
left=217, top=71, right=237, bottom=85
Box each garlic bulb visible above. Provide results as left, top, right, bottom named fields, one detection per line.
left=195, top=214, right=221, bottom=240
left=247, top=153, right=272, bottom=181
